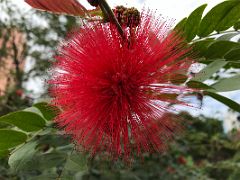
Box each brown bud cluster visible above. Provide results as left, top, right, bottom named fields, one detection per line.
left=113, top=6, right=140, bottom=28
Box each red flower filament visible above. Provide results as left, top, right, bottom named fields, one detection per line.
left=50, top=11, right=195, bottom=160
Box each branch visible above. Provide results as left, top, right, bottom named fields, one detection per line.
left=11, top=34, right=22, bottom=89
left=98, top=0, right=124, bottom=38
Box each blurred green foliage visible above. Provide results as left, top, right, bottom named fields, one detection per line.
left=0, top=111, right=239, bottom=180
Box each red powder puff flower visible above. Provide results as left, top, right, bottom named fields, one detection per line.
left=49, top=10, right=195, bottom=160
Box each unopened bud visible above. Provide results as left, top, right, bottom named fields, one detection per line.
left=113, top=6, right=140, bottom=28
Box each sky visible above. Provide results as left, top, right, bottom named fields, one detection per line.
left=80, top=0, right=222, bottom=21
left=10, top=0, right=240, bottom=121
left=15, top=0, right=222, bottom=21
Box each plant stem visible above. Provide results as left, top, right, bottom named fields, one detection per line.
left=98, top=0, right=124, bottom=38
left=12, top=34, right=22, bottom=89
left=98, top=2, right=109, bottom=22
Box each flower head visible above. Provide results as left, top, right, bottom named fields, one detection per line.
left=50, top=10, right=195, bottom=160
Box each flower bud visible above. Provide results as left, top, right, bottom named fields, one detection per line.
left=113, top=6, right=140, bottom=28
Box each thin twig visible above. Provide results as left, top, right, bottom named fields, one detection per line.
left=12, top=34, right=22, bottom=89
left=98, top=0, right=124, bottom=38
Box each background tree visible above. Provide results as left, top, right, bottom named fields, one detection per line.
left=0, top=0, right=78, bottom=114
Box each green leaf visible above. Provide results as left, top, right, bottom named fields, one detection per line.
left=204, top=91, right=240, bottom=112
left=234, top=20, right=240, bottom=30
left=34, top=102, right=59, bottom=121
left=64, top=152, right=87, bottom=172
left=37, top=153, right=67, bottom=170
left=224, top=48, right=240, bottom=61
left=216, top=3, right=240, bottom=31
left=24, top=107, right=45, bottom=118
left=9, top=149, right=67, bottom=173
left=192, top=39, right=214, bottom=57
left=187, top=81, right=215, bottom=90
left=229, top=170, right=240, bottom=180
left=210, top=75, right=240, bottom=92
left=191, top=60, right=227, bottom=82
left=216, top=32, right=239, bottom=41
left=0, top=111, right=46, bottom=132
left=0, top=130, right=27, bottom=150
left=174, top=17, right=187, bottom=32
left=27, top=174, right=58, bottom=180
left=184, top=4, right=207, bottom=41
left=198, top=1, right=239, bottom=37
left=8, top=141, right=38, bottom=172
left=38, top=134, right=71, bottom=147
left=204, top=41, right=240, bottom=59
left=0, top=122, right=9, bottom=128
left=0, top=150, right=9, bottom=158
